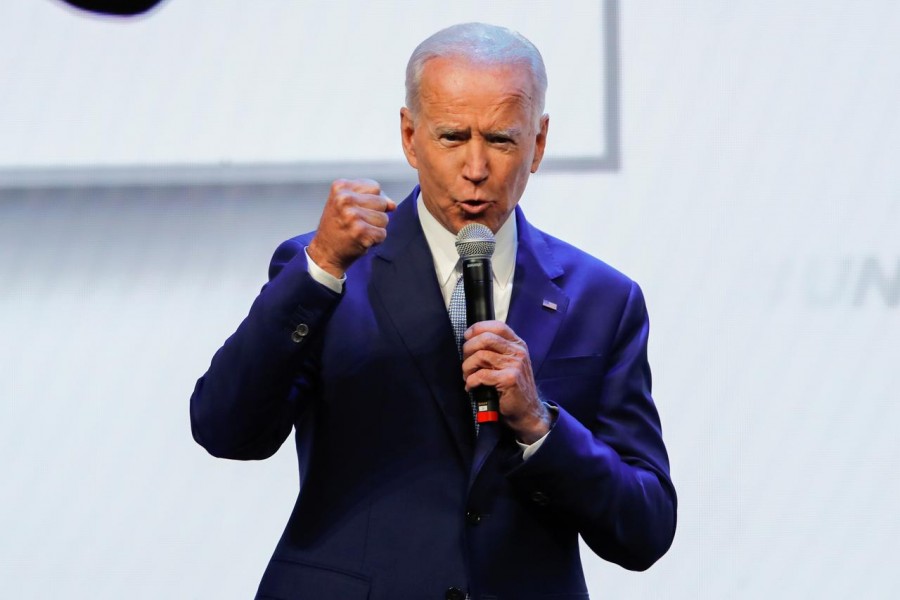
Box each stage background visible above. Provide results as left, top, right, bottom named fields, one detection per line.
left=2, top=1, right=898, bottom=598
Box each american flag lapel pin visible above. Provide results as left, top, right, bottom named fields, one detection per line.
left=542, top=299, right=558, bottom=311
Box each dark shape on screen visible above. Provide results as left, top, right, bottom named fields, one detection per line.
left=60, top=0, right=165, bottom=16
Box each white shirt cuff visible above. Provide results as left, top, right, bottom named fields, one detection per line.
left=304, top=246, right=346, bottom=293
left=516, top=404, right=558, bottom=460
left=517, top=432, right=549, bottom=460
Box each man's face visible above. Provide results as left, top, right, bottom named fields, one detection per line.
left=401, top=57, right=549, bottom=234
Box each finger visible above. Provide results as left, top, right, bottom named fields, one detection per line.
left=353, top=193, right=396, bottom=213
left=330, top=180, right=392, bottom=209
left=349, top=219, right=388, bottom=249
left=330, top=194, right=391, bottom=226
left=461, top=348, right=507, bottom=379
left=464, top=320, right=521, bottom=343
left=343, top=203, right=389, bottom=227
left=332, top=180, right=397, bottom=213
left=465, top=366, right=518, bottom=392
left=462, top=331, right=524, bottom=358
left=349, top=206, right=391, bottom=242
left=332, top=178, right=382, bottom=196
left=360, top=209, right=390, bottom=229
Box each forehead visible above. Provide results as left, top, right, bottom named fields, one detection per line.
left=417, top=57, right=536, bottom=123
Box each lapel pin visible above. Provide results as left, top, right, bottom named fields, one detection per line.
left=542, top=299, right=558, bottom=311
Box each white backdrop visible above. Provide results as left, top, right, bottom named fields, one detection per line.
left=0, top=0, right=606, bottom=168
left=2, top=1, right=899, bottom=598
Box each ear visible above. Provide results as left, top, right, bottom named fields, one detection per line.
left=530, top=114, right=549, bottom=173
left=400, top=107, right=419, bottom=170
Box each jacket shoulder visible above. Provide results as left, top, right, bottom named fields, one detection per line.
left=534, top=227, right=639, bottom=298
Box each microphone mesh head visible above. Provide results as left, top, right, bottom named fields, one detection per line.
left=455, top=223, right=496, bottom=259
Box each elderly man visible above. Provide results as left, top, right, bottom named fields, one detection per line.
left=191, top=23, right=675, bottom=600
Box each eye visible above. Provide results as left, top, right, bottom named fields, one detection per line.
left=486, top=134, right=515, bottom=146
left=440, top=131, right=467, bottom=143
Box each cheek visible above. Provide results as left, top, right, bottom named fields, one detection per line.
left=424, top=154, right=456, bottom=186
left=500, top=160, right=532, bottom=192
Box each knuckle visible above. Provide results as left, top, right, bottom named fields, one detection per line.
left=360, top=178, right=381, bottom=193
left=480, top=350, right=497, bottom=367
left=330, top=179, right=349, bottom=194
left=333, top=191, right=351, bottom=209
left=500, top=371, right=517, bottom=386
left=349, top=220, right=367, bottom=238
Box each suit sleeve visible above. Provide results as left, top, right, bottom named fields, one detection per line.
left=507, top=281, right=677, bottom=571
left=189, top=237, right=341, bottom=460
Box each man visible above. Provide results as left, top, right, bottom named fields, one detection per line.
left=191, top=23, right=676, bottom=600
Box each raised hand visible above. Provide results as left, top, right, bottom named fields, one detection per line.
left=307, top=179, right=396, bottom=277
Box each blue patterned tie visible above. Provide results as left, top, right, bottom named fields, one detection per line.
left=449, top=273, right=479, bottom=431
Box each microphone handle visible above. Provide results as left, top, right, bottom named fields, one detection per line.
left=462, top=257, right=500, bottom=423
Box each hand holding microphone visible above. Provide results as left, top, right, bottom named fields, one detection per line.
left=455, top=224, right=501, bottom=424
left=456, top=224, right=551, bottom=441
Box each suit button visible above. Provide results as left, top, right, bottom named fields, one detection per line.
left=445, top=587, right=466, bottom=600
left=531, top=490, right=550, bottom=506
left=465, top=511, right=481, bottom=525
left=291, top=323, right=309, bottom=342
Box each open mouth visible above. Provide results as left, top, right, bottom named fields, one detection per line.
left=459, top=199, right=490, bottom=213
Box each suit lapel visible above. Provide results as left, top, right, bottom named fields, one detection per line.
left=506, top=207, right=568, bottom=378
left=469, top=206, right=569, bottom=487
left=371, top=189, right=475, bottom=465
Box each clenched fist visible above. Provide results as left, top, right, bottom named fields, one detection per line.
left=307, top=179, right=396, bottom=278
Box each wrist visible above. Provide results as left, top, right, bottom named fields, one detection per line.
left=512, top=403, right=552, bottom=445
left=307, top=239, right=346, bottom=279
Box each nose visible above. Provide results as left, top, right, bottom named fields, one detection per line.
left=462, top=141, right=489, bottom=185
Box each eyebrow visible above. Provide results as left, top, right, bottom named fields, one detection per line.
left=434, top=126, right=523, bottom=138
left=486, top=128, right=522, bottom=138
left=436, top=126, right=469, bottom=135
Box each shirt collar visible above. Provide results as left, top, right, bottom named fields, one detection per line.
left=416, top=192, right=517, bottom=289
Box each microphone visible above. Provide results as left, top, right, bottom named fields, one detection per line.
left=455, top=223, right=500, bottom=424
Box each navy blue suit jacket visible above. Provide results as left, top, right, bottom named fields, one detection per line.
left=190, top=188, right=676, bottom=599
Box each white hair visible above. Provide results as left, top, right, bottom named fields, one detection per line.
left=405, top=22, right=548, bottom=126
